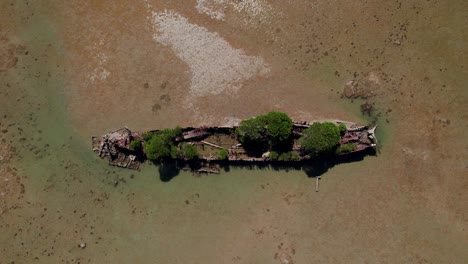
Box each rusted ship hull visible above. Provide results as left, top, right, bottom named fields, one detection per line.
left=92, top=121, right=377, bottom=172
left=92, top=128, right=141, bottom=170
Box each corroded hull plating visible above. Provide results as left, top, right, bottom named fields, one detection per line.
left=92, top=121, right=377, bottom=171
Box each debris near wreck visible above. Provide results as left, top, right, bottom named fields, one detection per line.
left=92, top=112, right=377, bottom=173
left=92, top=128, right=142, bottom=170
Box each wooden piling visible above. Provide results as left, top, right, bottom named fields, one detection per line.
left=315, top=176, right=321, bottom=192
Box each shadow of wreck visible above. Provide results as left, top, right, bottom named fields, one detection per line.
left=156, top=148, right=376, bottom=182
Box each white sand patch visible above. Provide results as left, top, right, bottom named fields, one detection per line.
left=87, top=39, right=110, bottom=84
left=151, top=10, right=270, bottom=96
left=222, top=117, right=241, bottom=126
left=84, top=39, right=111, bottom=86
left=195, top=0, right=276, bottom=27
left=195, top=0, right=227, bottom=20
left=88, top=52, right=110, bottom=82
left=231, top=0, right=272, bottom=20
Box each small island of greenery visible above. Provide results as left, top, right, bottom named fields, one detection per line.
left=92, top=111, right=377, bottom=173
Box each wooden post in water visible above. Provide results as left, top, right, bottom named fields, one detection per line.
left=315, top=176, right=321, bottom=192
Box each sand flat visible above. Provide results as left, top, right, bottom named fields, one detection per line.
left=0, top=0, right=467, bottom=263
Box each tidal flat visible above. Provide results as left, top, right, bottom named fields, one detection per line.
left=0, top=1, right=467, bottom=263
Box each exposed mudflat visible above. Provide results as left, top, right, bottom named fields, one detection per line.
left=1, top=0, right=467, bottom=263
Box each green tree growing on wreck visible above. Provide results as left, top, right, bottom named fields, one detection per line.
left=236, top=116, right=267, bottom=145
left=143, top=128, right=179, bottom=161
left=264, top=111, right=293, bottom=146
left=299, top=122, right=341, bottom=156
left=129, top=138, right=142, bottom=151
left=236, top=111, right=293, bottom=151
left=180, top=142, right=199, bottom=159
left=338, top=123, right=347, bottom=134
left=172, top=126, right=183, bottom=138
left=142, top=131, right=155, bottom=141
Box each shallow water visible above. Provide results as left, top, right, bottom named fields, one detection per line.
left=1, top=1, right=467, bottom=263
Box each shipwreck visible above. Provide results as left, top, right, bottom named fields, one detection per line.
left=92, top=115, right=377, bottom=174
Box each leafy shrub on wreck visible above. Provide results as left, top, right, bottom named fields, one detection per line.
left=269, top=151, right=279, bottom=160
left=299, top=122, right=341, bottom=156
left=236, top=111, right=293, bottom=151
left=180, top=142, right=199, bottom=160
left=217, top=149, right=229, bottom=160
left=338, top=123, right=347, bottom=134
left=129, top=138, right=142, bottom=151
left=337, top=143, right=357, bottom=154
left=143, top=129, right=178, bottom=162
left=277, top=151, right=300, bottom=161
left=172, top=126, right=183, bottom=138
left=236, top=116, right=267, bottom=145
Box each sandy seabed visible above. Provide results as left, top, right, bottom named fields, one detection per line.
left=0, top=0, right=467, bottom=263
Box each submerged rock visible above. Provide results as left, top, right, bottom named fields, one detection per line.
left=343, top=71, right=382, bottom=99
left=279, top=253, right=293, bottom=264
left=360, top=102, right=374, bottom=116
left=0, top=35, right=25, bottom=72
left=0, top=144, right=13, bottom=163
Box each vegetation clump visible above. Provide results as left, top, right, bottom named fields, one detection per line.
left=140, top=114, right=351, bottom=164
left=172, top=126, right=183, bottom=138
left=216, top=149, right=229, bottom=160
left=291, top=152, right=300, bottom=161
left=180, top=142, right=199, bottom=160
left=337, top=143, right=357, bottom=154
left=143, top=128, right=180, bottom=162
left=236, top=111, right=293, bottom=150
left=278, top=152, right=290, bottom=161
left=269, top=151, right=279, bottom=160
left=142, top=131, right=155, bottom=141
left=338, top=123, right=347, bottom=134
left=277, top=151, right=300, bottom=161
left=299, top=122, right=341, bottom=156
left=129, top=138, right=141, bottom=151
